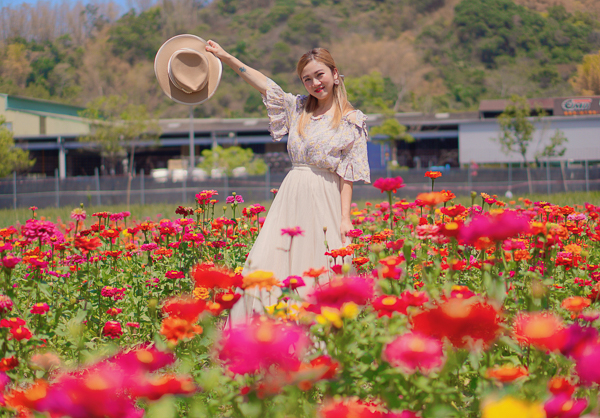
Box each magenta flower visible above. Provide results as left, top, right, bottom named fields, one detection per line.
left=460, top=211, right=531, bottom=244
left=281, top=227, right=304, bottom=237
left=226, top=195, right=244, bottom=204
left=574, top=342, right=600, bottom=385
left=373, top=176, right=405, bottom=193
left=308, top=276, right=374, bottom=311
left=126, top=322, right=140, bottom=328
left=21, top=219, right=65, bottom=245
left=0, top=295, right=13, bottom=314
left=165, top=270, right=185, bottom=280
left=282, top=276, right=305, bottom=290
left=218, top=320, right=309, bottom=375
left=346, top=229, right=363, bottom=238
left=140, top=243, right=158, bottom=251
left=383, top=332, right=445, bottom=374
left=544, top=393, right=588, bottom=418
left=102, top=321, right=123, bottom=339
left=30, top=303, right=50, bottom=315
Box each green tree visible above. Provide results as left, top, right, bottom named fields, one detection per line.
left=108, top=7, right=163, bottom=64
left=79, top=95, right=160, bottom=206
left=345, top=71, right=395, bottom=113
left=370, top=118, right=413, bottom=169
left=535, top=130, right=568, bottom=163
left=571, top=50, right=600, bottom=95
left=0, top=117, right=35, bottom=177
left=199, top=145, right=267, bottom=176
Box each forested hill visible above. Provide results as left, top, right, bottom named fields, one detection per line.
left=0, top=0, right=599, bottom=119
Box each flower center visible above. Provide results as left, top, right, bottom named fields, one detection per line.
left=408, top=337, right=427, bottom=352
left=382, top=297, right=397, bottom=306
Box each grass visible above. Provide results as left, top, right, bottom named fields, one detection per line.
left=1, top=191, right=599, bottom=229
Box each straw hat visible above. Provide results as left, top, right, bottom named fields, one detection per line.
left=154, top=34, right=222, bottom=105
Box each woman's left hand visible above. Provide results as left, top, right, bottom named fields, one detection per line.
left=340, top=218, right=353, bottom=245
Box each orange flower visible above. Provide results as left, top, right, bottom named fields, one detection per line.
left=242, top=270, right=280, bottom=290
left=513, top=312, right=565, bottom=351
left=485, top=364, right=529, bottom=382
left=303, top=267, right=327, bottom=278
left=440, top=190, right=456, bottom=202
left=425, top=171, right=442, bottom=179
left=160, top=317, right=203, bottom=344
left=561, top=296, right=591, bottom=313
left=416, top=192, right=446, bottom=207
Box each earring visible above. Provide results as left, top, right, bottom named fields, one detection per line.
left=334, top=79, right=340, bottom=85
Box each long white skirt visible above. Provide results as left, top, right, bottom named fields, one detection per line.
left=229, top=164, right=344, bottom=324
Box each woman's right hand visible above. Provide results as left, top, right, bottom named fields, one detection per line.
left=205, top=40, right=231, bottom=61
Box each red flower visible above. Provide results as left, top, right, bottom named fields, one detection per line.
left=165, top=270, right=185, bottom=280
left=73, top=236, right=102, bottom=253
left=192, top=263, right=240, bottom=289
left=2, top=256, right=21, bottom=269
left=308, top=276, right=374, bottom=311
left=0, top=295, right=13, bottom=314
left=383, top=332, right=445, bottom=374
left=0, top=317, right=25, bottom=328
left=30, top=303, right=50, bottom=315
left=513, top=312, right=566, bottom=352
left=0, top=356, right=18, bottom=371
left=373, top=176, right=405, bottom=193
left=485, top=364, right=529, bottom=382
left=102, top=321, right=123, bottom=339
left=106, top=307, right=122, bottom=317
left=282, top=276, right=306, bottom=290
left=411, top=297, right=502, bottom=349
left=214, top=292, right=242, bottom=310
left=10, top=326, right=32, bottom=341
left=162, top=296, right=206, bottom=322
left=130, top=375, right=197, bottom=401
left=440, top=204, right=466, bottom=218
left=424, top=171, right=442, bottom=179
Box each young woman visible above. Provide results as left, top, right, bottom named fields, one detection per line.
left=205, top=41, right=371, bottom=322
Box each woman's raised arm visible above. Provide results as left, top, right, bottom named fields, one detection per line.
left=205, top=40, right=269, bottom=95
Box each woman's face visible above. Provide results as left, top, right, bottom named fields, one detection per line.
left=300, top=60, right=338, bottom=101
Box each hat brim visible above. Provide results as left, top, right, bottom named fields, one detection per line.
left=155, top=34, right=222, bottom=106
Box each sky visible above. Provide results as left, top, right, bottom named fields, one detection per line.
left=0, top=0, right=140, bottom=14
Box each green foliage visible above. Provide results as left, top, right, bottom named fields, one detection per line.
left=79, top=95, right=160, bottom=168
left=199, top=145, right=268, bottom=176
left=370, top=118, right=413, bottom=143
left=345, top=71, right=397, bottom=113
left=108, top=7, right=163, bottom=64
left=281, top=10, right=330, bottom=49
left=0, top=116, right=35, bottom=177
left=495, top=95, right=538, bottom=163
left=535, top=129, right=568, bottom=161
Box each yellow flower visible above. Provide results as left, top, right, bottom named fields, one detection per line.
left=482, top=396, right=545, bottom=418
left=193, top=286, right=210, bottom=300
left=316, top=307, right=343, bottom=328
left=341, top=302, right=359, bottom=319
left=234, top=266, right=243, bottom=274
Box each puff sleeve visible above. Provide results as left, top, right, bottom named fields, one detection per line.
left=261, top=78, right=300, bottom=142
left=336, top=111, right=371, bottom=184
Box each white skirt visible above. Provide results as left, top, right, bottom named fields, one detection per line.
left=229, top=164, right=345, bottom=324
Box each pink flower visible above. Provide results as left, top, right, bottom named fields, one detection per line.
left=308, top=276, right=374, bottom=311
left=165, top=270, right=185, bottom=280
left=373, top=176, right=405, bottom=193
left=574, top=342, right=600, bottom=385
left=544, top=393, right=588, bottom=418
left=218, top=320, right=309, bottom=375
left=383, top=332, right=445, bottom=374
left=103, top=321, right=123, bottom=339
left=30, top=303, right=50, bottom=315
left=21, top=219, right=65, bottom=245
left=281, top=227, right=304, bottom=237
left=282, top=276, right=305, bottom=290
left=346, top=229, right=363, bottom=238
left=140, top=243, right=158, bottom=251
left=460, top=211, right=531, bottom=244
left=0, top=295, right=13, bottom=314
left=70, top=208, right=87, bottom=221
left=126, top=322, right=140, bottom=328
left=226, top=195, right=244, bottom=204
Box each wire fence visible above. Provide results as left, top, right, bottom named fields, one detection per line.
left=0, top=164, right=598, bottom=209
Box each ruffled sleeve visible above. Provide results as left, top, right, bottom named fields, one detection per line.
left=261, top=78, right=300, bottom=142
left=336, top=110, right=371, bottom=184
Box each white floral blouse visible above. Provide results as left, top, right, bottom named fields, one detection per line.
left=261, top=78, right=371, bottom=184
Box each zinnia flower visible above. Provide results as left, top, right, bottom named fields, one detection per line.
left=0, top=356, right=18, bottom=371
left=373, top=176, right=405, bottom=193
left=482, top=396, right=545, bottom=418
left=0, top=295, right=13, bottom=314
left=2, top=256, right=21, bottom=269
left=544, top=393, right=587, bottom=418
left=308, top=276, right=373, bottom=311
left=30, top=303, right=50, bottom=315
left=242, top=270, right=280, bottom=291
left=574, top=342, right=600, bottom=385
left=424, top=171, right=442, bottom=179
left=281, top=227, right=304, bottom=237
left=192, top=263, right=240, bottom=289
left=102, top=321, right=123, bottom=339
left=485, top=365, right=528, bottom=382
left=513, top=312, right=566, bottom=352
left=383, top=332, right=445, bottom=374
left=218, top=320, right=309, bottom=375
left=411, top=297, right=502, bottom=349
left=160, top=316, right=203, bottom=344
left=461, top=211, right=531, bottom=245
left=561, top=296, right=591, bottom=313
left=10, top=326, right=32, bottom=341
left=70, top=208, right=86, bottom=221
left=282, top=276, right=305, bottom=290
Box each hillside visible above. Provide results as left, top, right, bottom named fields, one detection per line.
left=0, top=0, right=599, bottom=119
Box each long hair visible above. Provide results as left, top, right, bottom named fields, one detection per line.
left=296, top=48, right=353, bottom=138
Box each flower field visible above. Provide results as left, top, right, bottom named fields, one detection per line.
left=0, top=174, right=599, bottom=418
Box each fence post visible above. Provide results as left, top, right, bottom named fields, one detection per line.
left=265, top=166, right=270, bottom=201
left=585, top=160, right=590, bottom=193
left=508, top=163, right=512, bottom=191
left=140, top=169, right=145, bottom=205
left=224, top=174, right=229, bottom=198
left=12, top=171, right=16, bottom=210
left=95, top=167, right=101, bottom=206
left=546, top=160, right=551, bottom=195
left=467, top=163, right=472, bottom=191
left=55, top=168, right=60, bottom=208
left=182, top=176, right=187, bottom=203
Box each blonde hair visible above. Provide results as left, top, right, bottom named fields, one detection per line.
left=296, top=48, right=353, bottom=138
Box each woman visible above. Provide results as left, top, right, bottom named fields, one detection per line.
left=205, top=41, right=371, bottom=322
